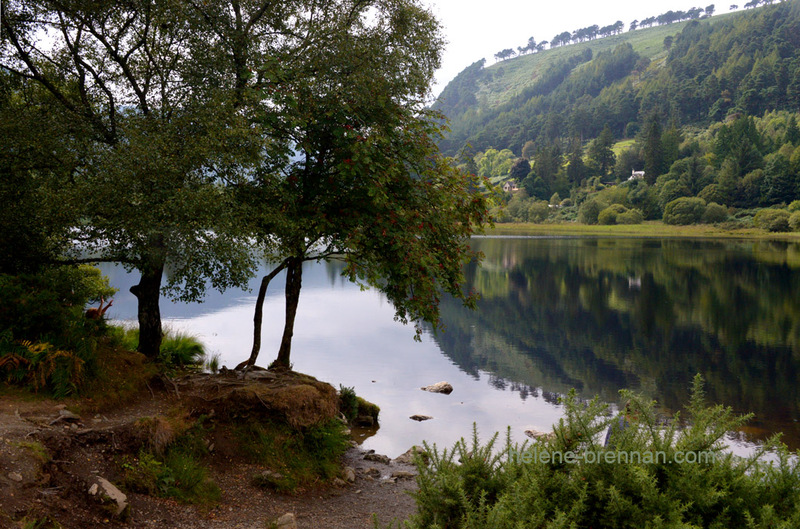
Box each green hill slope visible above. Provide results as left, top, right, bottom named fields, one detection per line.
left=434, top=3, right=800, bottom=157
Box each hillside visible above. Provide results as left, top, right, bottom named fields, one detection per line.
left=433, top=1, right=800, bottom=229
left=434, top=3, right=800, bottom=157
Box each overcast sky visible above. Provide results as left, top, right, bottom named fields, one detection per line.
left=423, top=0, right=735, bottom=97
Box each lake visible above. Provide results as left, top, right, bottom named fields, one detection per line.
left=101, top=236, right=800, bottom=457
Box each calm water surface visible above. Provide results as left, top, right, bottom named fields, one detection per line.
left=102, top=237, right=800, bottom=456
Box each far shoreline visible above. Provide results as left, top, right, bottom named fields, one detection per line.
left=483, top=221, right=800, bottom=241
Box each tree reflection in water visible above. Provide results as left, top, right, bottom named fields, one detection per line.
left=428, top=237, right=800, bottom=449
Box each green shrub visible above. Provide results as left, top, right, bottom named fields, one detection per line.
left=753, top=208, right=791, bottom=232
left=526, top=201, right=550, bottom=223
left=617, top=208, right=644, bottom=224
left=577, top=199, right=602, bottom=225
left=0, top=332, right=87, bottom=398
left=598, top=204, right=628, bottom=225
left=406, top=376, right=800, bottom=529
left=790, top=211, right=800, bottom=231
left=339, top=385, right=359, bottom=422
left=559, top=198, right=573, bottom=207
left=663, top=197, right=706, bottom=225
left=788, top=200, right=800, bottom=212
left=109, top=326, right=206, bottom=368
left=235, top=418, right=349, bottom=492
left=0, top=265, right=116, bottom=347
left=702, top=202, right=729, bottom=224
left=121, top=418, right=219, bottom=504
left=355, top=396, right=380, bottom=423
left=159, top=332, right=205, bottom=367
left=698, top=183, right=728, bottom=205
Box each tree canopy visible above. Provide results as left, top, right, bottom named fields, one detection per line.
left=2, top=0, right=491, bottom=368
left=236, top=0, right=491, bottom=368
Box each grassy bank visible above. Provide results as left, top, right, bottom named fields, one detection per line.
left=486, top=221, right=800, bottom=240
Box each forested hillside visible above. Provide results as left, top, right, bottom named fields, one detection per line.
left=435, top=1, right=800, bottom=227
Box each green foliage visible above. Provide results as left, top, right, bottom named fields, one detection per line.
left=578, top=199, right=603, bottom=225
left=788, top=200, right=800, bottom=213
left=406, top=376, right=800, bottom=529
left=409, top=426, right=510, bottom=528
left=338, top=386, right=380, bottom=425
left=339, top=385, right=359, bottom=422
left=234, top=419, right=350, bottom=492
left=753, top=208, right=791, bottom=232
left=20, top=516, right=62, bottom=529
left=598, top=204, right=629, bottom=225
left=702, top=202, right=729, bottom=223
left=0, top=334, right=86, bottom=398
left=108, top=326, right=206, bottom=369
left=205, top=353, right=221, bottom=374
left=698, top=183, right=728, bottom=205
left=0, top=265, right=120, bottom=397
left=0, top=266, right=116, bottom=346
left=435, top=4, right=800, bottom=225
left=663, top=197, right=707, bottom=225
left=356, top=396, right=381, bottom=423
left=527, top=201, right=551, bottom=223
left=158, top=333, right=205, bottom=367
left=121, top=418, right=219, bottom=504
left=790, top=211, right=800, bottom=232
left=617, top=208, right=644, bottom=224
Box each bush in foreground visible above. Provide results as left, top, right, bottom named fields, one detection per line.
left=406, top=375, right=800, bottom=529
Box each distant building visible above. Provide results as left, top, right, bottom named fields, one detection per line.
left=628, top=170, right=645, bottom=181
left=503, top=180, right=520, bottom=193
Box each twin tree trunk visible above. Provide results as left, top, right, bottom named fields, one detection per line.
left=274, top=257, right=303, bottom=369
left=129, top=250, right=303, bottom=368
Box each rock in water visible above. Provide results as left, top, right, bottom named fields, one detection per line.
left=420, top=381, right=453, bottom=394
left=409, top=414, right=433, bottom=421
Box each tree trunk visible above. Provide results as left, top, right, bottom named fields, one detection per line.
left=130, top=261, right=164, bottom=359
left=235, top=260, right=288, bottom=370
left=273, top=257, right=303, bottom=370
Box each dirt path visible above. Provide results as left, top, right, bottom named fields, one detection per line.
left=0, top=384, right=419, bottom=529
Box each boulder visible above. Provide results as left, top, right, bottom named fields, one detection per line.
left=88, top=476, right=128, bottom=517
left=363, top=452, right=391, bottom=465
left=270, top=513, right=297, bottom=529
left=421, top=382, right=453, bottom=394
left=410, top=414, right=433, bottom=422
left=394, top=445, right=429, bottom=465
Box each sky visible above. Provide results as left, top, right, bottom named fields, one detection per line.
left=423, top=0, right=736, bottom=97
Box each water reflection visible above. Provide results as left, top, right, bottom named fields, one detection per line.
left=432, top=237, right=800, bottom=449
left=100, top=237, right=800, bottom=454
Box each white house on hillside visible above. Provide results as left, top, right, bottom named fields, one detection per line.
left=503, top=180, right=520, bottom=193
left=628, top=170, right=645, bottom=181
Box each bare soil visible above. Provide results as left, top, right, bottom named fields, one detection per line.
left=0, top=373, right=419, bottom=529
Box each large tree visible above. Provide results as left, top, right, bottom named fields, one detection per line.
left=1, top=0, right=270, bottom=357
left=236, top=0, right=492, bottom=369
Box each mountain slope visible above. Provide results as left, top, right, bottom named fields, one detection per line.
left=434, top=3, right=800, bottom=157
